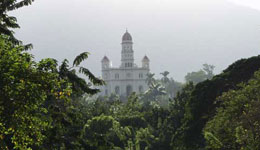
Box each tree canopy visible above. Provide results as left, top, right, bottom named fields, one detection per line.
left=0, top=0, right=34, bottom=46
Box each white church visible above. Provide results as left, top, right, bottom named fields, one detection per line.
left=100, top=30, right=150, bottom=97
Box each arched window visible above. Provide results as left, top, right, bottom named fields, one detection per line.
left=104, top=73, right=108, bottom=79
left=126, top=85, right=133, bottom=96
left=115, top=73, right=119, bottom=79
left=139, top=73, right=143, bottom=79
left=139, top=86, right=143, bottom=93
left=115, top=86, right=120, bottom=95
left=125, top=63, right=133, bottom=68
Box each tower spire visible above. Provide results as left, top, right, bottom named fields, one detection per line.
left=121, top=30, right=134, bottom=68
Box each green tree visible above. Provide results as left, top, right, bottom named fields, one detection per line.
left=0, top=35, right=70, bottom=149
left=58, top=52, right=104, bottom=96
left=185, top=64, right=215, bottom=84
left=175, top=55, right=260, bottom=149
left=115, top=94, right=148, bottom=150
left=204, top=70, right=260, bottom=150
left=160, top=71, right=183, bottom=98
left=0, top=0, right=34, bottom=46
left=83, top=115, right=128, bottom=150
left=143, top=83, right=166, bottom=103
left=185, top=70, right=207, bottom=84
left=168, top=78, right=183, bottom=98
left=203, top=63, right=215, bottom=80
left=39, top=52, right=104, bottom=149
left=168, top=82, right=194, bottom=149
left=160, top=71, right=170, bottom=85
left=146, top=73, right=156, bottom=86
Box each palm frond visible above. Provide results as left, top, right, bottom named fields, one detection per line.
left=67, top=71, right=100, bottom=95
left=60, top=59, right=69, bottom=71
left=23, top=43, right=33, bottom=50
left=3, top=16, right=20, bottom=28
left=7, top=0, right=34, bottom=11
left=0, top=0, right=34, bottom=46
left=73, top=52, right=90, bottom=67
left=59, top=59, right=69, bottom=78
left=79, top=67, right=104, bottom=85
left=160, top=71, right=169, bottom=77
left=0, top=25, right=21, bottom=45
left=0, top=24, right=14, bottom=35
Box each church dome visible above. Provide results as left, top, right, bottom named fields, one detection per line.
left=122, top=30, right=132, bottom=41
left=142, top=55, right=150, bottom=62
left=101, top=56, right=110, bottom=62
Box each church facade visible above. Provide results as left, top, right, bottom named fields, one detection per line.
left=100, top=31, right=150, bottom=97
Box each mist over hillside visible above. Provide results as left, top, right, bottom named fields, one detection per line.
left=11, top=0, right=260, bottom=81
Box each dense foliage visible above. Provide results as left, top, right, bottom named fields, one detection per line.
left=0, top=0, right=34, bottom=47
left=173, top=56, right=260, bottom=149
left=0, top=35, right=64, bottom=149
left=1, top=1, right=260, bottom=150
left=185, top=64, right=215, bottom=84
left=204, top=71, right=260, bottom=149
left=0, top=35, right=104, bottom=149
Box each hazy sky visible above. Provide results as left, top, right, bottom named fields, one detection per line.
left=10, top=0, right=260, bottom=81
left=229, top=0, right=260, bottom=10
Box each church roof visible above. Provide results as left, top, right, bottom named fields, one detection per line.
left=102, top=56, right=110, bottom=62
left=142, top=55, right=150, bottom=61
left=122, top=30, right=132, bottom=41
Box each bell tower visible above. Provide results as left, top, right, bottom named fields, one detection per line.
left=142, top=55, right=150, bottom=69
left=121, top=30, right=134, bottom=68
left=101, top=56, right=111, bottom=70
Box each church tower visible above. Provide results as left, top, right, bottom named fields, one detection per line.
left=142, top=55, right=150, bottom=69
left=100, top=30, right=150, bottom=98
left=121, top=30, right=134, bottom=68
left=101, top=56, right=111, bottom=70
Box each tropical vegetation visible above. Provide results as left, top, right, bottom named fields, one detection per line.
left=1, top=1, right=260, bottom=150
